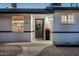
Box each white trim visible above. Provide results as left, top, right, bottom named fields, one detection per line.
left=31, top=14, right=53, bottom=43
left=31, top=14, right=33, bottom=42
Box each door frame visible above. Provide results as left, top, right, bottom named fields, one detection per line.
left=35, top=18, right=44, bottom=39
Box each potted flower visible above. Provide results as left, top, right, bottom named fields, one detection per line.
left=45, top=28, right=50, bottom=40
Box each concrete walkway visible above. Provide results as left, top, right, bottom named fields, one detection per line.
left=38, top=45, right=79, bottom=56
left=4, top=40, right=52, bottom=56
left=0, top=45, right=23, bottom=56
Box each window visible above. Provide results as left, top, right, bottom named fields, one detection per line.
left=71, top=3, right=78, bottom=7
left=12, top=16, right=24, bottom=32
left=61, top=14, right=75, bottom=24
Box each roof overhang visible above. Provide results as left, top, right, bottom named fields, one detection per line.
left=53, top=7, right=79, bottom=10
left=0, top=8, right=53, bottom=14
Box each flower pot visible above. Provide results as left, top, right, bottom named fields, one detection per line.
left=45, top=28, right=50, bottom=40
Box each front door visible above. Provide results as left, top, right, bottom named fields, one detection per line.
left=35, top=19, right=44, bottom=38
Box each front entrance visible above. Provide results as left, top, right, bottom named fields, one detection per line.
left=35, top=19, right=44, bottom=39
left=31, top=14, right=53, bottom=44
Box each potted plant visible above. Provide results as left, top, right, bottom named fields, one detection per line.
left=45, top=28, right=50, bottom=40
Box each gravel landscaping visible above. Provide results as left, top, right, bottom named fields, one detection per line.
left=37, top=45, right=79, bottom=56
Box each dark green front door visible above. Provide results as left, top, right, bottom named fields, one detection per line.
left=35, top=19, right=44, bottom=38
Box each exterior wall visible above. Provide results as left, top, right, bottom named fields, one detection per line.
left=0, top=13, right=53, bottom=43
left=0, top=14, right=31, bottom=42
left=53, top=10, right=79, bottom=45
left=31, top=14, right=53, bottom=41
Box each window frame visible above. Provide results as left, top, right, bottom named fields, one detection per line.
left=12, top=16, right=24, bottom=32
left=61, top=14, right=75, bottom=24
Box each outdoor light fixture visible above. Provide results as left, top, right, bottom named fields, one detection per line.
left=46, top=15, right=53, bottom=23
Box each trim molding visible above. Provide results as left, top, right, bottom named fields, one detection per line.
left=0, top=31, right=34, bottom=33
left=24, top=31, right=34, bottom=32
left=0, top=31, right=12, bottom=32
left=52, top=31, right=79, bottom=33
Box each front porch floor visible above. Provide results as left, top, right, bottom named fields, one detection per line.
left=0, top=40, right=52, bottom=56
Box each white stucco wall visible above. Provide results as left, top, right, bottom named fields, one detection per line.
left=0, top=13, right=53, bottom=42
left=31, top=14, right=53, bottom=41
left=0, top=14, right=31, bottom=42
left=53, top=10, right=79, bottom=45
